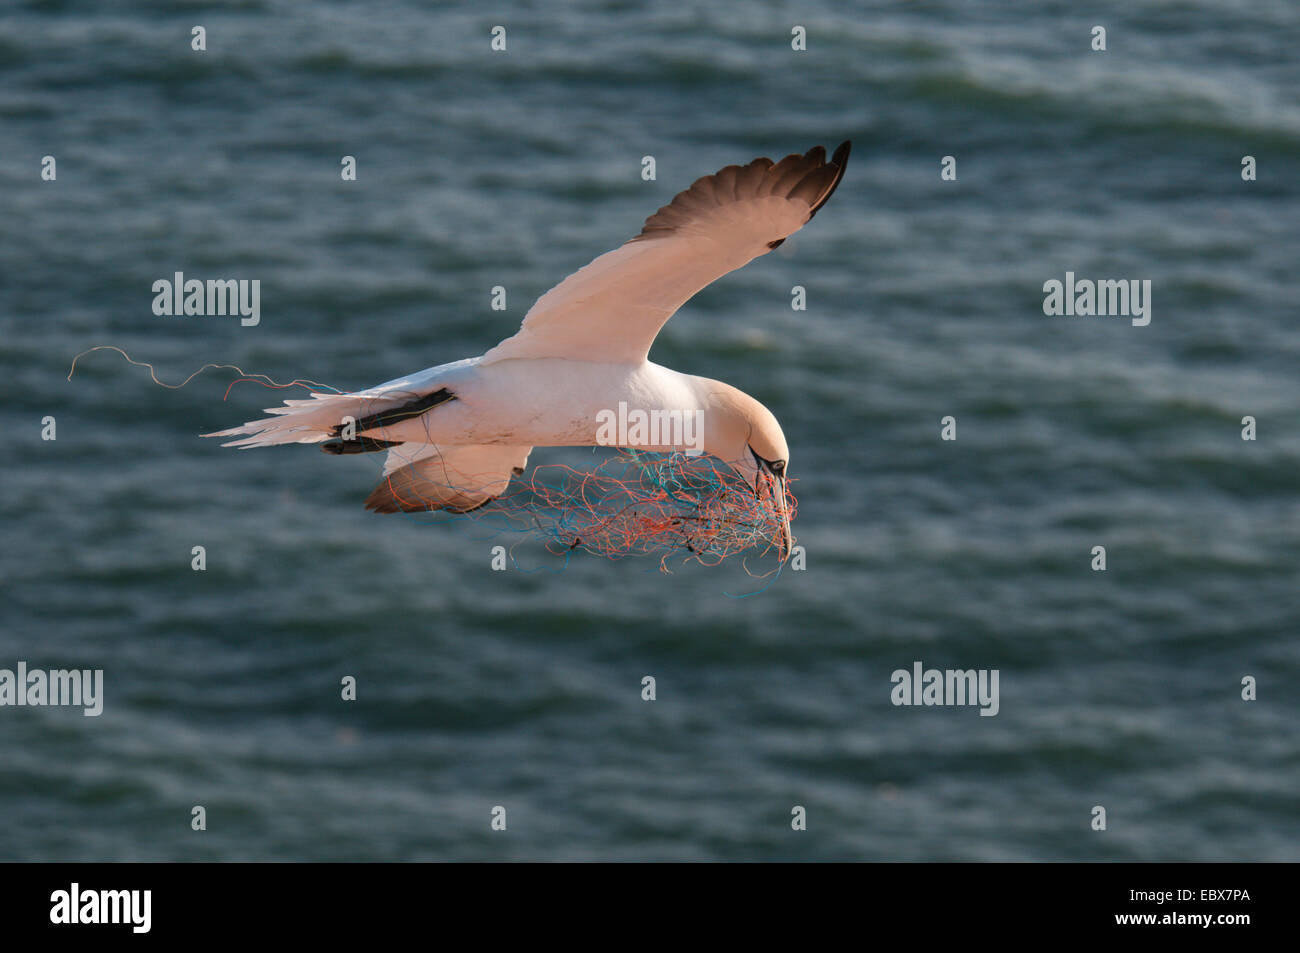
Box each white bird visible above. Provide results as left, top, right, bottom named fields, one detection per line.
left=206, top=141, right=851, bottom=559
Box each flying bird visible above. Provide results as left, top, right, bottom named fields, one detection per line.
left=206, top=141, right=852, bottom=559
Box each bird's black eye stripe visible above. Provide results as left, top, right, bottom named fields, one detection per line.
left=748, top=447, right=787, bottom=481
left=750, top=447, right=786, bottom=474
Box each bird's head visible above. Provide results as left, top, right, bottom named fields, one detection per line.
left=702, top=381, right=794, bottom=561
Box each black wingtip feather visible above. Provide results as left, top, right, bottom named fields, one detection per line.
left=808, top=140, right=851, bottom=218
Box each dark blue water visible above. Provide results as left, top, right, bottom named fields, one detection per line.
left=2, top=0, right=1297, bottom=861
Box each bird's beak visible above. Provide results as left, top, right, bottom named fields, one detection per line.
left=773, top=472, right=793, bottom=562
left=741, top=451, right=795, bottom=561
left=755, top=465, right=793, bottom=562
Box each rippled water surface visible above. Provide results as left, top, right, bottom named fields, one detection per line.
left=1, top=0, right=1297, bottom=860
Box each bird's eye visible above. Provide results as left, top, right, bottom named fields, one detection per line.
left=749, top=447, right=785, bottom=477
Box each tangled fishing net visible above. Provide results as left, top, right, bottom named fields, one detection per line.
left=444, top=449, right=796, bottom=570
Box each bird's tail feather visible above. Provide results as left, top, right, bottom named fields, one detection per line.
left=203, top=387, right=447, bottom=449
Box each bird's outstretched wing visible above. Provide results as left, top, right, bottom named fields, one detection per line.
left=481, top=141, right=851, bottom=366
